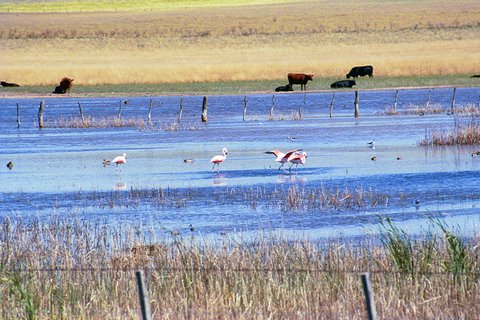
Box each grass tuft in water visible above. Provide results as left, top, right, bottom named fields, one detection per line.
left=419, top=115, right=480, bottom=146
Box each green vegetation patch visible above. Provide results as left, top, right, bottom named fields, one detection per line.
left=2, top=75, right=478, bottom=97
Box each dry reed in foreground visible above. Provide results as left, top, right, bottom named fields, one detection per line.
left=0, top=216, right=478, bottom=319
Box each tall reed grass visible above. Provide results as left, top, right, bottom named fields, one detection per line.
left=0, top=215, right=479, bottom=319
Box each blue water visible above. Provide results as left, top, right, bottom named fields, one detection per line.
left=1, top=87, right=480, bottom=241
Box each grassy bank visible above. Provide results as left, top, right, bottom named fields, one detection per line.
left=0, top=215, right=479, bottom=319
left=1, top=0, right=479, bottom=86
left=1, top=75, right=479, bottom=97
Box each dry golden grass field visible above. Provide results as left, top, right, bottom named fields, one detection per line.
left=1, top=0, right=479, bottom=86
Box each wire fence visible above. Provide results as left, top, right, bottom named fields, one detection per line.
left=3, top=266, right=479, bottom=276
left=3, top=87, right=480, bottom=130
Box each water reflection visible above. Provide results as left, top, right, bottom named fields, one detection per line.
left=212, top=173, right=227, bottom=186
left=113, top=180, right=127, bottom=191
left=113, top=172, right=127, bottom=191
left=276, top=174, right=307, bottom=184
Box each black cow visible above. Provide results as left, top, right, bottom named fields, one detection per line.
left=1, top=81, right=20, bottom=87
left=471, top=75, right=480, bottom=78
left=346, top=65, right=373, bottom=78
left=53, top=85, right=66, bottom=94
left=330, top=80, right=356, bottom=89
left=275, top=84, right=293, bottom=92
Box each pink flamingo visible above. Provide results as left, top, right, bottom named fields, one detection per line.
left=103, top=153, right=127, bottom=167
left=288, top=151, right=307, bottom=172
left=113, top=153, right=127, bottom=166
left=210, top=148, right=228, bottom=172
left=265, top=149, right=301, bottom=171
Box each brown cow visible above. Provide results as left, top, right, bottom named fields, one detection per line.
left=53, top=77, right=74, bottom=94
left=287, top=73, right=314, bottom=91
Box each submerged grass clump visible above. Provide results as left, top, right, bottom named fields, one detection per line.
left=47, top=115, right=147, bottom=129
left=385, top=103, right=480, bottom=116
left=43, top=115, right=201, bottom=131
left=82, top=185, right=395, bottom=212
left=0, top=216, right=479, bottom=319
left=419, top=115, right=480, bottom=146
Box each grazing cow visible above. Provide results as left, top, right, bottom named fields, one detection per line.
left=52, top=77, right=74, bottom=94
left=287, top=73, right=314, bottom=91
left=471, top=75, right=480, bottom=78
left=1, top=81, right=20, bottom=87
left=275, top=84, right=293, bottom=92
left=330, top=80, right=356, bottom=89
left=346, top=65, right=373, bottom=78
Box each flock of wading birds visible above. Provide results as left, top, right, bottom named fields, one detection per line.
left=3, top=67, right=379, bottom=174
left=100, top=148, right=309, bottom=174
left=99, top=137, right=378, bottom=174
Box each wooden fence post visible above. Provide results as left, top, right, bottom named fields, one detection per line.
left=393, top=90, right=399, bottom=113
left=78, top=102, right=85, bottom=125
left=329, top=93, right=335, bottom=118
left=243, top=96, right=247, bottom=121
left=361, top=272, right=377, bottom=320
left=270, top=95, right=275, bottom=120
left=38, top=101, right=45, bottom=128
left=451, top=87, right=457, bottom=113
left=147, top=99, right=153, bottom=125
left=136, top=270, right=152, bottom=320
left=118, top=100, right=123, bottom=119
left=354, top=90, right=360, bottom=118
left=425, top=89, right=431, bottom=108
left=201, top=96, right=208, bottom=122
left=16, top=103, right=21, bottom=128
left=178, top=97, right=183, bottom=123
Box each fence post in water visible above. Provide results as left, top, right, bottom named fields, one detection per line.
left=38, top=100, right=45, bottom=128
left=16, top=103, right=21, bottom=128
left=354, top=90, right=360, bottom=118
left=178, top=97, right=183, bottom=123
left=136, top=270, right=152, bottom=320
left=270, top=95, right=275, bottom=120
left=329, top=93, right=335, bottom=118
left=201, top=96, right=208, bottom=122
left=243, top=96, right=247, bottom=121
left=425, top=89, right=431, bottom=108
left=451, top=87, right=457, bottom=113
left=78, top=102, right=85, bottom=125
left=118, top=100, right=123, bottom=119
left=393, top=90, right=399, bottom=113
left=147, top=99, right=153, bottom=125
left=361, top=272, right=377, bottom=320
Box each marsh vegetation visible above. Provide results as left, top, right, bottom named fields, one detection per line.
left=1, top=216, right=479, bottom=319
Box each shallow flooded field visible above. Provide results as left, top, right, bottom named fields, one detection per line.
left=1, top=87, right=480, bottom=241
